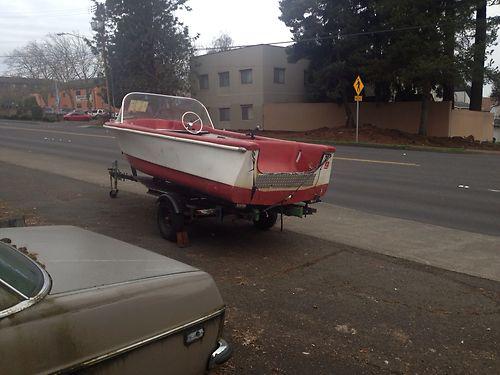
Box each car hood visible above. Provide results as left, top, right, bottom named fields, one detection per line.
left=0, top=226, right=198, bottom=294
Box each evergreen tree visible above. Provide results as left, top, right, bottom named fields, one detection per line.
left=92, top=0, right=195, bottom=104
left=280, top=0, right=387, bottom=127
left=468, top=0, right=500, bottom=111
left=470, top=0, right=488, bottom=110
left=279, top=0, right=499, bottom=134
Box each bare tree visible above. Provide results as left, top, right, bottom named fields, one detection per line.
left=209, top=33, right=233, bottom=53
left=5, top=33, right=99, bottom=108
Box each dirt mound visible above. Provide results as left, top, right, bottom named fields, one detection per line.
left=258, top=125, right=499, bottom=150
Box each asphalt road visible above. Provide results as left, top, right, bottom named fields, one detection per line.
left=1, top=119, right=500, bottom=236
left=1, top=162, right=499, bottom=374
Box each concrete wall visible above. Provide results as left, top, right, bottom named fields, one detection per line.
left=449, top=109, right=494, bottom=141
left=263, top=101, right=451, bottom=137
left=356, top=101, right=451, bottom=137
left=192, top=45, right=308, bottom=130
left=263, top=102, right=346, bottom=131
left=263, top=101, right=494, bottom=141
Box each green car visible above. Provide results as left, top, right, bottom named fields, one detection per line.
left=0, top=226, right=231, bottom=374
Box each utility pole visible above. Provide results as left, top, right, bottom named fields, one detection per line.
left=54, top=80, right=60, bottom=113
left=101, top=14, right=113, bottom=115
left=91, top=3, right=113, bottom=115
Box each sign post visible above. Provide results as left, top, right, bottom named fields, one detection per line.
left=353, top=76, right=364, bottom=143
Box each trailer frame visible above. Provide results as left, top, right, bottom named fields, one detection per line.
left=108, top=161, right=318, bottom=245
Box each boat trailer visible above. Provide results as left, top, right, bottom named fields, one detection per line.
left=108, top=161, right=318, bottom=245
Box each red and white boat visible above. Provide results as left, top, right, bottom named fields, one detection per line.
left=104, top=92, right=335, bottom=207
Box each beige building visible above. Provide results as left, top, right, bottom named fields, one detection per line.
left=192, top=45, right=309, bottom=129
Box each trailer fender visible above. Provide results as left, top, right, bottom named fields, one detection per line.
left=157, top=193, right=183, bottom=214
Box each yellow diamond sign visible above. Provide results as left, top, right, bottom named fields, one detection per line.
left=353, top=76, right=364, bottom=95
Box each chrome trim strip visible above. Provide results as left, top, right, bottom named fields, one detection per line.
left=56, top=307, right=226, bottom=373
left=104, top=124, right=248, bottom=153
left=0, top=247, right=52, bottom=319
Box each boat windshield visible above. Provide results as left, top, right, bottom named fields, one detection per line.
left=120, top=92, right=214, bottom=130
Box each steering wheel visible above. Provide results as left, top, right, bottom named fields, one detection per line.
left=181, top=111, right=204, bottom=134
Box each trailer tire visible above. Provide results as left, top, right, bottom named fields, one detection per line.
left=253, top=210, right=278, bottom=230
left=157, top=199, right=184, bottom=242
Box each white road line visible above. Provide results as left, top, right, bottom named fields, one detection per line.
left=334, top=156, right=420, bottom=167
left=0, top=125, right=114, bottom=139
left=488, top=189, right=500, bottom=193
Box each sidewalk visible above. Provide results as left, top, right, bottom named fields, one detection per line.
left=286, top=203, right=500, bottom=282
left=1, top=146, right=499, bottom=282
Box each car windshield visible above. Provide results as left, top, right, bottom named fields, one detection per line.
left=0, top=242, right=45, bottom=312
left=120, top=92, right=214, bottom=129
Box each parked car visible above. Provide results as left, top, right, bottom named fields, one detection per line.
left=91, top=108, right=106, bottom=118
left=63, top=110, right=92, bottom=121
left=0, top=226, right=231, bottom=374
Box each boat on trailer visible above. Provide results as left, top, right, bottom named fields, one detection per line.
left=104, top=92, right=335, bottom=242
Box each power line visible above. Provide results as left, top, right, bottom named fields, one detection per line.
left=0, top=25, right=427, bottom=58
left=0, top=7, right=91, bottom=17
left=0, top=12, right=91, bottom=19
left=194, top=25, right=424, bottom=51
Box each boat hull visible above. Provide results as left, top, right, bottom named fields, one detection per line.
left=108, top=126, right=333, bottom=206
left=126, top=154, right=330, bottom=205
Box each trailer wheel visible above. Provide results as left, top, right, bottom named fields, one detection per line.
left=253, top=210, right=278, bottom=230
left=157, top=200, right=184, bottom=242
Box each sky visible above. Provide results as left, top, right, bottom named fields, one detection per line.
left=0, top=0, right=498, bottom=94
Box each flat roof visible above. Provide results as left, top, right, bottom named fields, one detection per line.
left=195, top=43, right=288, bottom=58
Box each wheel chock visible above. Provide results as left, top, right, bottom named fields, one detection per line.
left=176, top=231, right=189, bottom=247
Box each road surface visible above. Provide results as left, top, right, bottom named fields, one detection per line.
left=1, top=119, right=499, bottom=236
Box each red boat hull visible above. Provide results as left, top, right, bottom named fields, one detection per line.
left=126, top=155, right=329, bottom=205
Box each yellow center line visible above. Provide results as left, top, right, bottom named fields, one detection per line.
left=0, top=125, right=114, bottom=139
left=334, top=156, right=420, bottom=167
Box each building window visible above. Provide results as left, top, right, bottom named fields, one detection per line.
left=218, top=71, right=230, bottom=87
left=241, top=105, right=253, bottom=121
left=240, top=69, right=253, bottom=84
left=76, top=90, right=81, bottom=96
left=76, top=103, right=82, bottom=108
left=274, top=68, right=285, bottom=84
left=219, top=108, right=230, bottom=122
left=199, top=74, right=209, bottom=89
